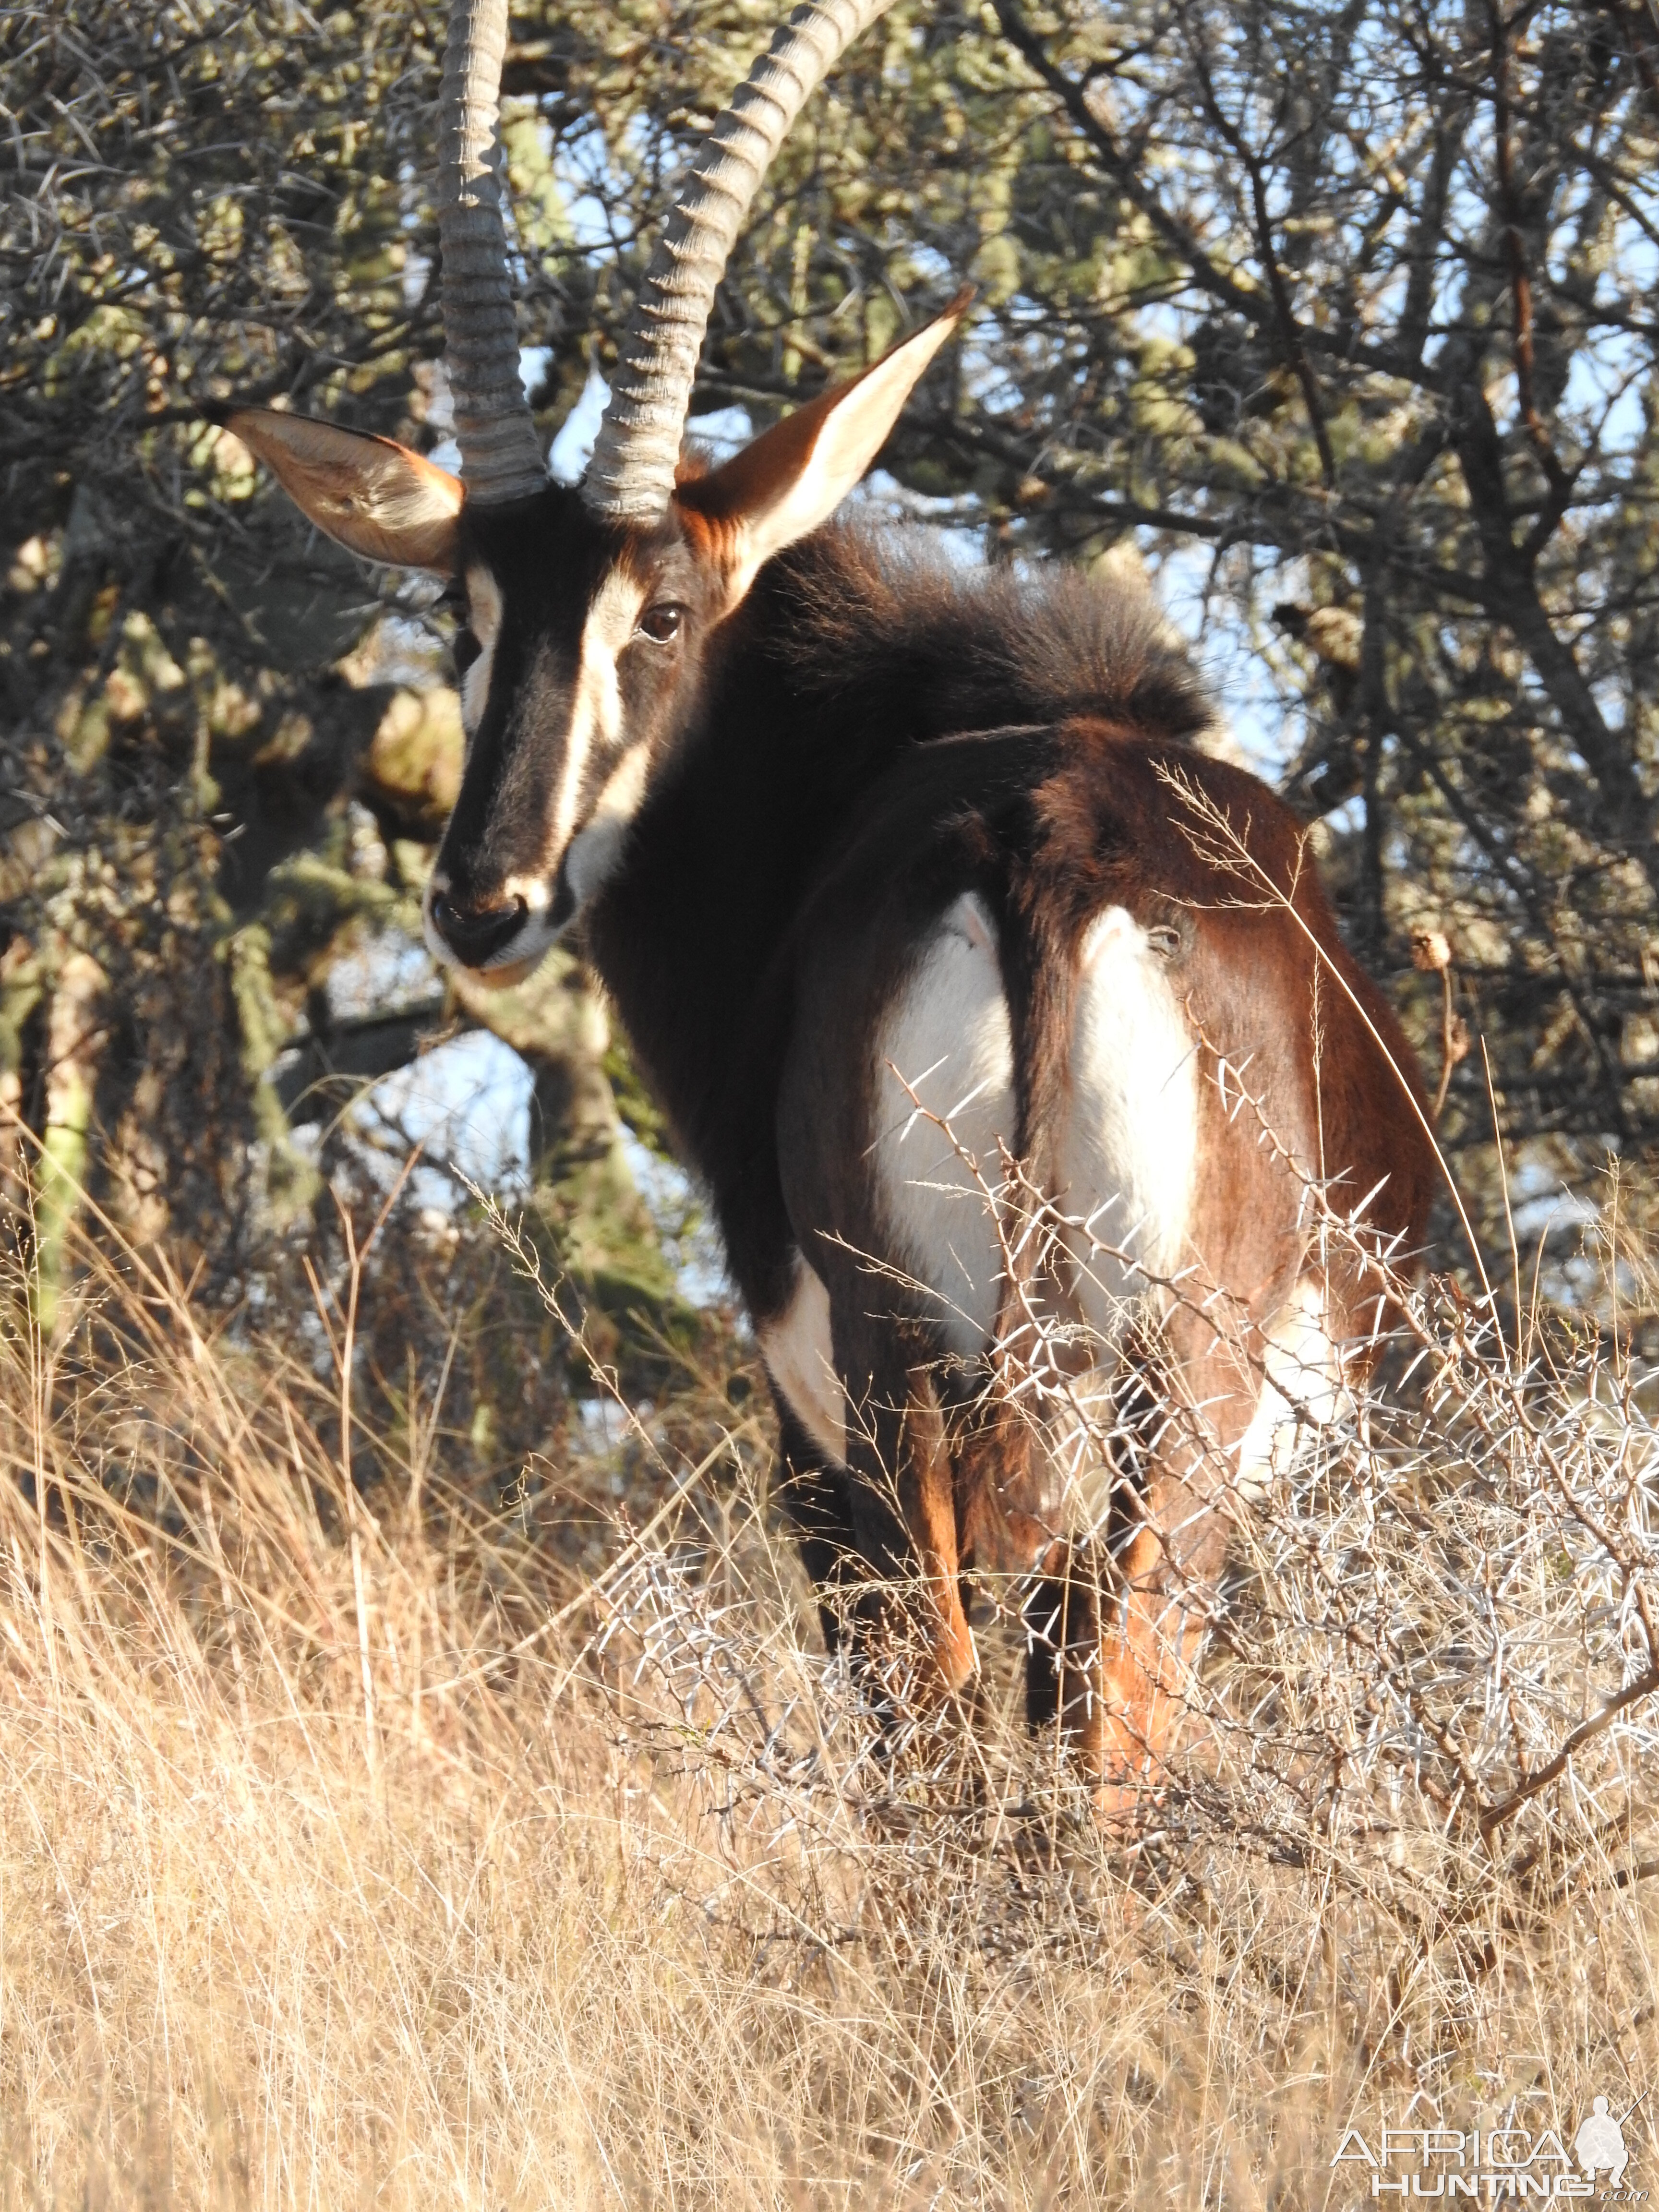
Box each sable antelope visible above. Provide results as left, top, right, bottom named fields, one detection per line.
left=221, top=0, right=1438, bottom=1804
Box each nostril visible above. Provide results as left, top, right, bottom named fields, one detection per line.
left=430, top=891, right=529, bottom=968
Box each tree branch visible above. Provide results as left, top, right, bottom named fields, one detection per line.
left=1479, top=1662, right=1659, bottom=1839
left=1182, top=16, right=1338, bottom=488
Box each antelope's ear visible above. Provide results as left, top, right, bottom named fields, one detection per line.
left=676, top=289, right=972, bottom=606
left=213, top=407, right=465, bottom=575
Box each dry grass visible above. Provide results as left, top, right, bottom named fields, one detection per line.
left=0, top=1182, right=1655, bottom=2210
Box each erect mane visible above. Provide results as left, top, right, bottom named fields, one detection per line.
left=769, top=518, right=1217, bottom=745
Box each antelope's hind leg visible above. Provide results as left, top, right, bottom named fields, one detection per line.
left=1022, top=1527, right=1216, bottom=1825
left=1095, top=1512, right=1218, bottom=1820
left=1022, top=1371, right=1228, bottom=1825
left=1088, top=1317, right=1290, bottom=1813
left=1022, top=1539, right=1110, bottom=1789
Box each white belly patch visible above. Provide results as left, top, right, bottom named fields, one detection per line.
left=1230, top=1279, right=1346, bottom=1505
left=758, top=1256, right=845, bottom=1464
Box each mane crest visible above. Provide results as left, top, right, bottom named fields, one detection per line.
left=772, top=521, right=1215, bottom=745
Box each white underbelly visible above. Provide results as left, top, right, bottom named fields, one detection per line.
left=1229, top=1278, right=1347, bottom=1505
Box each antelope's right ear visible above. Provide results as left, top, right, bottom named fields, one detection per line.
left=212, top=408, right=465, bottom=576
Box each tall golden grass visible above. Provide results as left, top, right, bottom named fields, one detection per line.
left=0, top=1181, right=1654, bottom=2209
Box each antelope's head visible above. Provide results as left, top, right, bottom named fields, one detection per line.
left=225, top=0, right=964, bottom=984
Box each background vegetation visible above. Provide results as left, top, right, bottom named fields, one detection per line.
left=1, top=0, right=1658, bottom=2196
left=5, top=0, right=1658, bottom=1315
left=0, top=1210, right=1651, bottom=2205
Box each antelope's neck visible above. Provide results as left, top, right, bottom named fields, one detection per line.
left=581, top=586, right=910, bottom=1269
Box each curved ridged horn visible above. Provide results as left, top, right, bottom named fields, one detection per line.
left=583, top=0, right=901, bottom=522
left=437, top=0, right=548, bottom=505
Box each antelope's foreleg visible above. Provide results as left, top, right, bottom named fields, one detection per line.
left=771, top=1396, right=861, bottom=1659
left=840, top=1357, right=976, bottom=1713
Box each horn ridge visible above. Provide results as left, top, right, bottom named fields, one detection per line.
left=437, top=0, right=548, bottom=506
left=583, top=0, right=902, bottom=523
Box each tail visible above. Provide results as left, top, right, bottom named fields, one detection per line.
left=950, top=873, right=1090, bottom=1576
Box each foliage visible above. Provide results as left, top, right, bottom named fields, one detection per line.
left=3, top=0, right=1658, bottom=1298
left=547, top=0, right=1659, bottom=1214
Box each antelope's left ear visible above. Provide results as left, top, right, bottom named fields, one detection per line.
left=211, top=407, right=466, bottom=575
left=676, top=288, right=973, bottom=607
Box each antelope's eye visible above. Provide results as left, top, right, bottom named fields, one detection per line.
left=1147, top=923, right=1184, bottom=960
left=636, top=603, right=684, bottom=646
left=453, top=629, right=481, bottom=677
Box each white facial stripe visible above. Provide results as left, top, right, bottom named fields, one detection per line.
left=562, top=741, right=651, bottom=906
left=461, top=565, right=502, bottom=736
left=550, top=569, right=646, bottom=859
